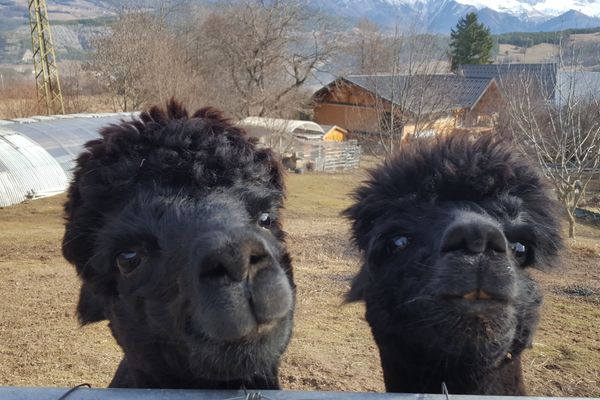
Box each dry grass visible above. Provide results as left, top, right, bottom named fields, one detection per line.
left=497, top=43, right=559, bottom=64
left=0, top=92, right=121, bottom=120
left=0, top=171, right=599, bottom=395
left=568, top=32, right=600, bottom=43
left=497, top=31, right=600, bottom=68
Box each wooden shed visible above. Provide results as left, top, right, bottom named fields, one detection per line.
left=237, top=117, right=360, bottom=172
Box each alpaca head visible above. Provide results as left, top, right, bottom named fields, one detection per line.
left=345, top=135, right=562, bottom=391
left=62, top=101, right=294, bottom=386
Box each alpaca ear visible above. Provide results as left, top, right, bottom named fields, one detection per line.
left=345, top=266, right=368, bottom=302
left=256, top=148, right=285, bottom=192
left=343, top=197, right=379, bottom=252
left=77, top=281, right=107, bottom=324
left=62, top=214, right=97, bottom=275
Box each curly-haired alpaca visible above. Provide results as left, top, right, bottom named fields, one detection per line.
left=62, top=100, right=295, bottom=389
left=345, top=135, right=562, bottom=395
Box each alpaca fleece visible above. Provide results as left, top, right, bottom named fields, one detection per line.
left=345, top=135, right=562, bottom=395
left=62, top=100, right=294, bottom=389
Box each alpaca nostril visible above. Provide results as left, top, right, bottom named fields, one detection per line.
left=441, top=217, right=507, bottom=254
left=200, top=250, right=246, bottom=282
left=247, top=249, right=273, bottom=278
left=201, top=262, right=230, bottom=279
left=199, top=234, right=273, bottom=283
left=250, top=253, right=267, bottom=265
left=245, top=238, right=272, bottom=274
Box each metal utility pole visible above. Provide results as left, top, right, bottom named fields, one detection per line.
left=28, top=0, right=65, bottom=115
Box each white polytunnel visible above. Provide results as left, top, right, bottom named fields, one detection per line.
left=0, top=128, right=67, bottom=207
left=0, top=112, right=138, bottom=207
left=239, top=117, right=325, bottom=135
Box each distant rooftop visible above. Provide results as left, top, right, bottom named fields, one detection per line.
left=459, top=63, right=557, bottom=98
left=330, top=74, right=496, bottom=113
left=556, top=70, right=600, bottom=104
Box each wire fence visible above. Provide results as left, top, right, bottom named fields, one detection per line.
left=291, top=140, right=362, bottom=172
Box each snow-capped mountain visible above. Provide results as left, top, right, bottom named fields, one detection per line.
left=1, top=0, right=600, bottom=36
left=454, top=0, right=600, bottom=20
left=310, top=0, right=600, bottom=33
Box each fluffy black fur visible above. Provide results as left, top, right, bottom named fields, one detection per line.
left=345, top=135, right=562, bottom=395
left=62, top=100, right=295, bottom=389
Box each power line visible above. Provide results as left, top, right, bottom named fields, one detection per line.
left=28, top=0, right=65, bottom=115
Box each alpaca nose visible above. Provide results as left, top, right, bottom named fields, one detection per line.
left=200, top=234, right=272, bottom=282
left=441, top=214, right=507, bottom=254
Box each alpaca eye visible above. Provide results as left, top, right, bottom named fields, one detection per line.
left=510, top=242, right=528, bottom=265
left=116, top=251, right=142, bottom=275
left=389, top=236, right=410, bottom=253
left=258, top=212, right=272, bottom=228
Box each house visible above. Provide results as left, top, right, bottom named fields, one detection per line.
left=458, top=63, right=557, bottom=100
left=555, top=70, right=600, bottom=105
left=460, top=63, right=600, bottom=106
left=312, top=74, right=502, bottom=138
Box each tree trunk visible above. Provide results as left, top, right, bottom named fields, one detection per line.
left=566, top=209, right=576, bottom=238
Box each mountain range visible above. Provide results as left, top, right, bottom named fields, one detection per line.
left=2, top=0, right=600, bottom=34
left=1, top=0, right=600, bottom=65
left=308, top=0, right=600, bottom=33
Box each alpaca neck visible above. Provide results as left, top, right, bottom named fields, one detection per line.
left=108, top=318, right=281, bottom=389
left=378, top=344, right=526, bottom=395
left=109, top=355, right=280, bottom=389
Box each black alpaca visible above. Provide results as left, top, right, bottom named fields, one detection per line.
left=62, top=100, right=295, bottom=389
left=345, top=135, right=562, bottom=395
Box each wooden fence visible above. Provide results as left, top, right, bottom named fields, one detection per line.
left=292, top=140, right=361, bottom=172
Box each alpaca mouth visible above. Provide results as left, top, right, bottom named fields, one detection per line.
left=442, top=290, right=508, bottom=303
left=185, top=316, right=283, bottom=344
left=255, top=319, right=279, bottom=335
left=221, top=317, right=283, bottom=343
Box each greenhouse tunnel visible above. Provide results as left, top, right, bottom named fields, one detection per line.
left=0, top=113, right=136, bottom=207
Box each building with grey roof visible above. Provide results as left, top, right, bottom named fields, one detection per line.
left=312, top=74, right=501, bottom=137
left=458, top=63, right=558, bottom=100
left=555, top=70, right=600, bottom=106
left=342, top=75, right=496, bottom=113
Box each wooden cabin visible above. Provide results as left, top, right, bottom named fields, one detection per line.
left=312, top=74, right=502, bottom=139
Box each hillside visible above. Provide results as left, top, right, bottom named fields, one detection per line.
left=3, top=1, right=600, bottom=69
left=494, top=28, right=600, bottom=69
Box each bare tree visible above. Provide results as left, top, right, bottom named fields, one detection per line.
left=347, top=19, right=394, bottom=75
left=189, top=0, right=340, bottom=119
left=501, top=58, right=600, bottom=238
left=87, top=13, right=156, bottom=111
left=87, top=11, right=204, bottom=111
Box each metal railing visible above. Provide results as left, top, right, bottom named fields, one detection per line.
left=0, top=387, right=595, bottom=400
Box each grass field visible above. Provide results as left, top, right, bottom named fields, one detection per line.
left=0, top=171, right=599, bottom=395
left=496, top=32, right=600, bottom=67
left=497, top=43, right=559, bottom=64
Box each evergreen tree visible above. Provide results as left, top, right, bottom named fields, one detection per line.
left=450, top=12, right=494, bottom=71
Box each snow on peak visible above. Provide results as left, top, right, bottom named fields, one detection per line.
left=453, top=0, right=600, bottom=18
